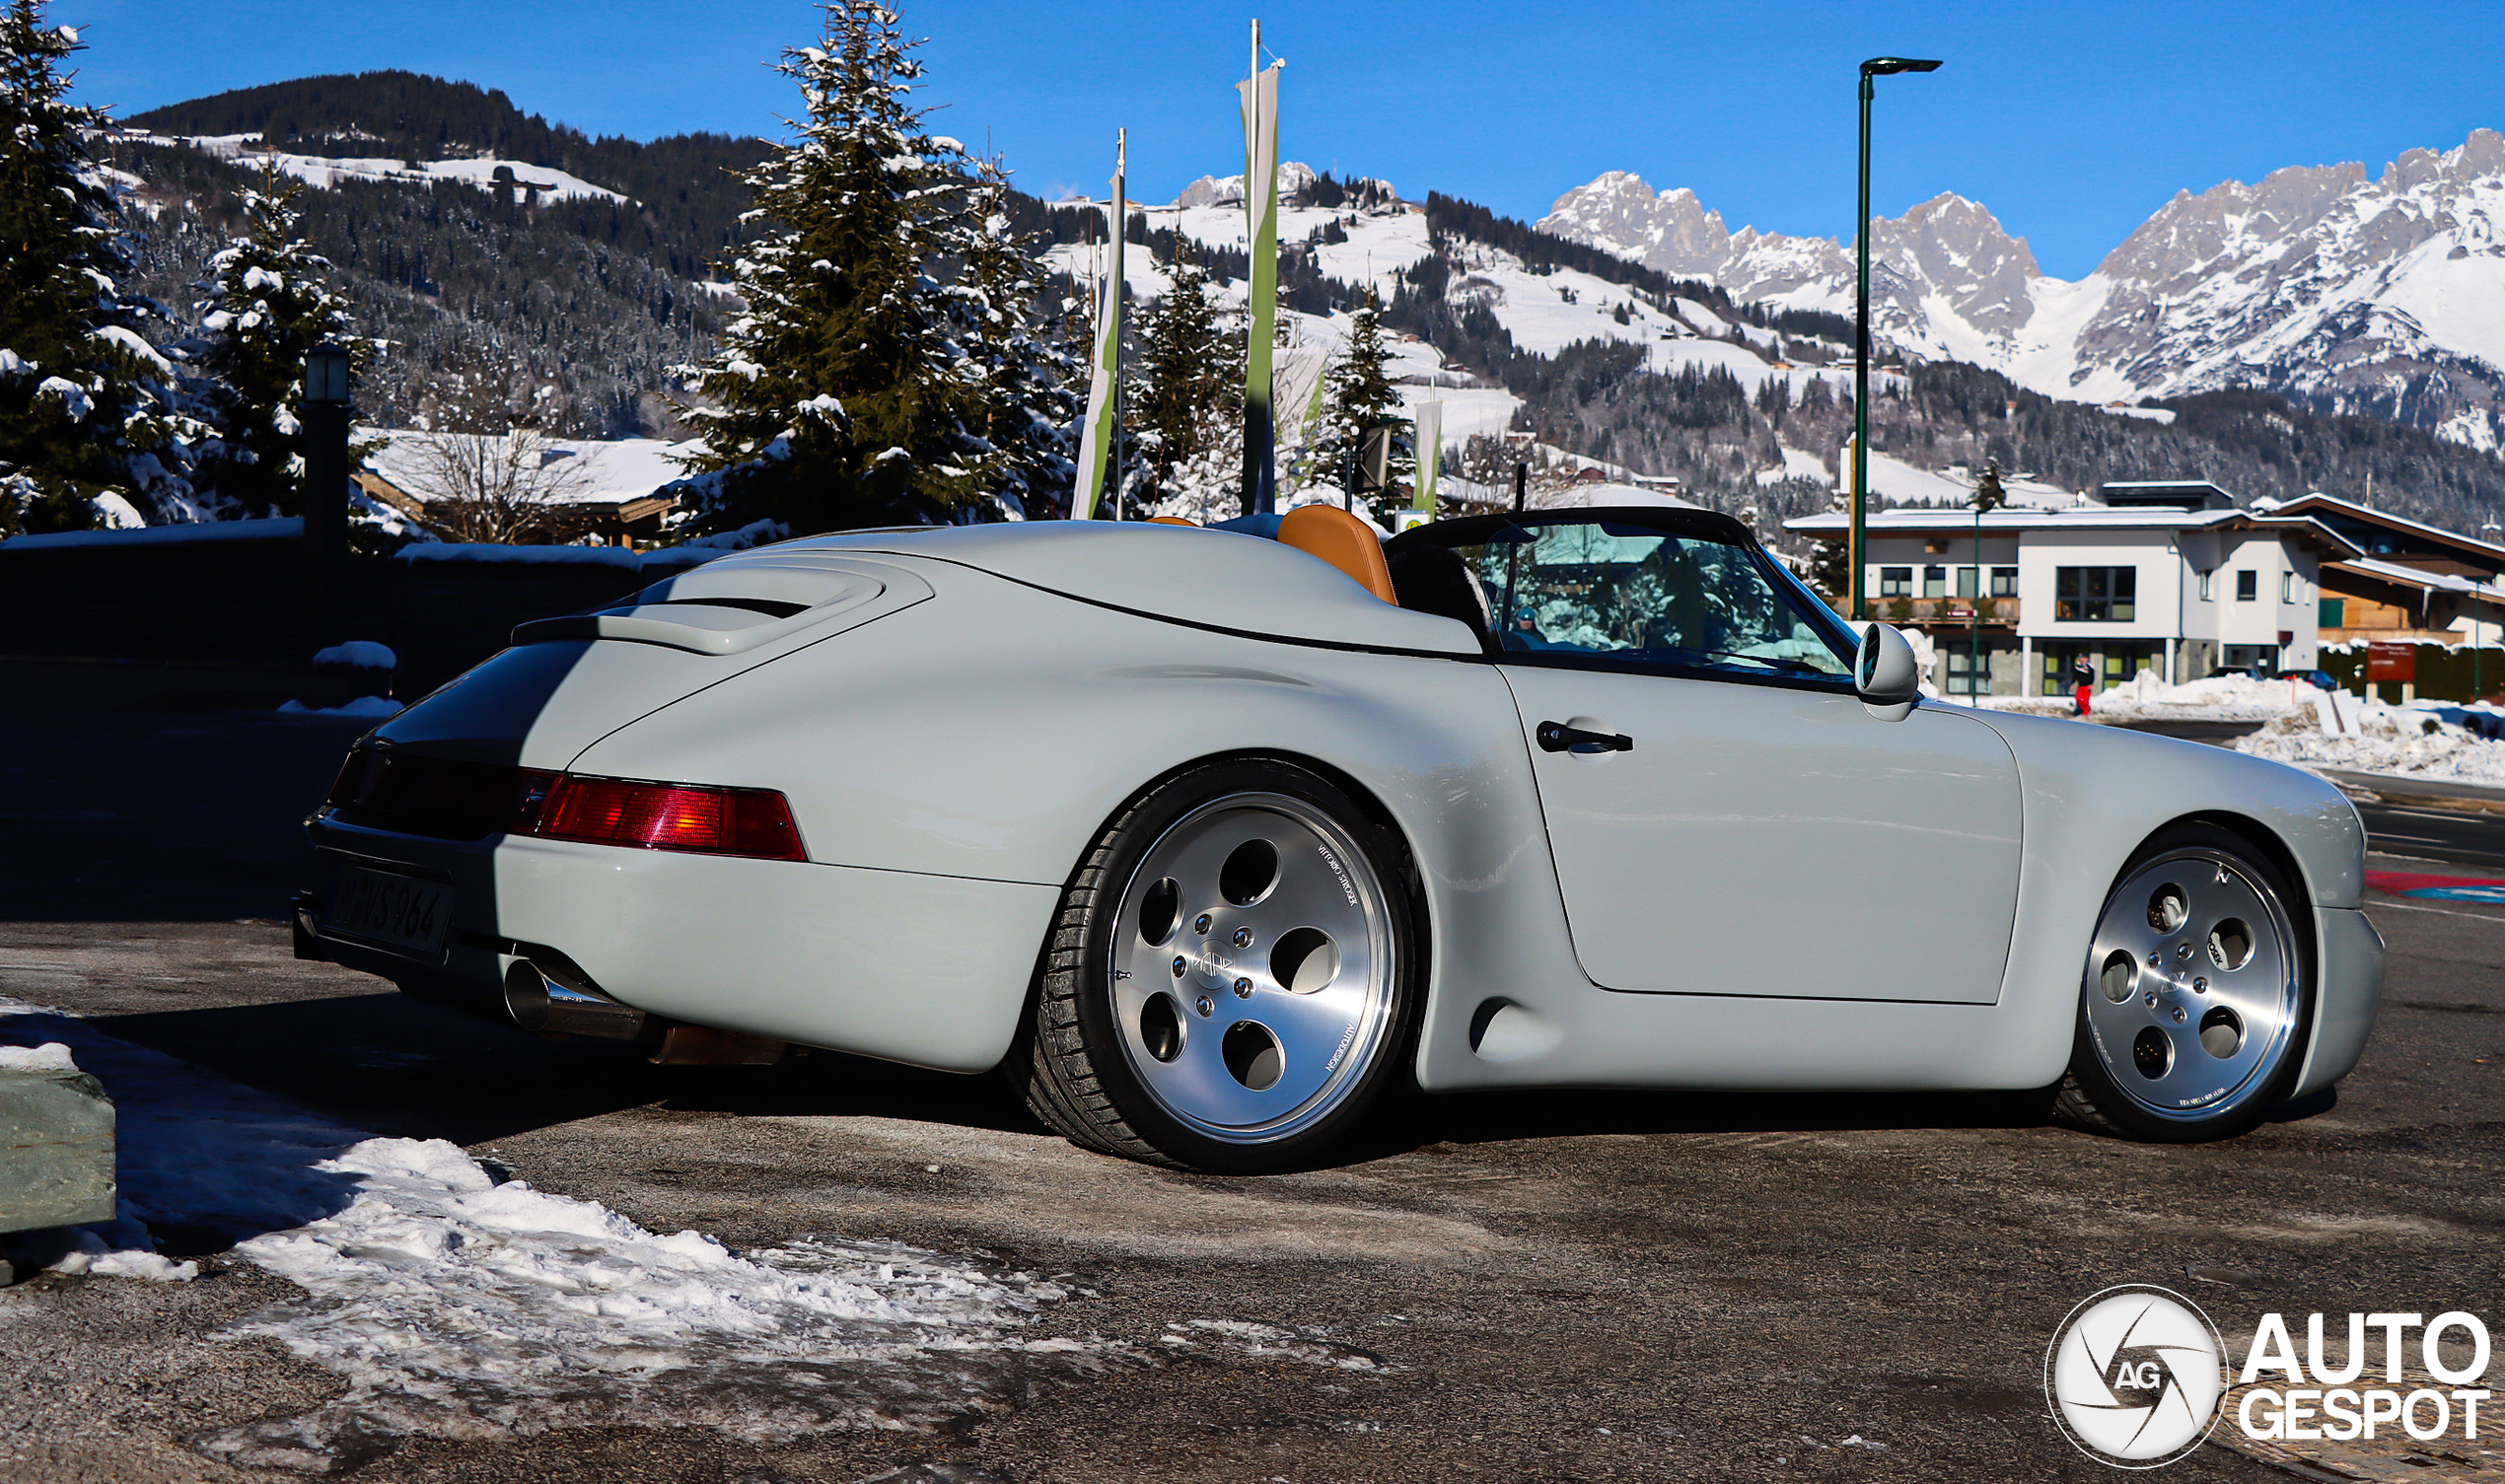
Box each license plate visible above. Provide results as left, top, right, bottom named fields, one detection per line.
left=320, top=865, right=452, bottom=959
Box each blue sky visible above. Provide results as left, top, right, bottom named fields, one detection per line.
left=69, top=0, right=2505, bottom=280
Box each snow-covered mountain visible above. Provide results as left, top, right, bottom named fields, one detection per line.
left=1537, top=129, right=2505, bottom=450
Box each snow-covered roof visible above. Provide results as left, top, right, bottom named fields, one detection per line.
left=360, top=430, right=697, bottom=507
left=1784, top=504, right=2363, bottom=556
left=2265, top=492, right=2505, bottom=564
left=2326, top=556, right=2499, bottom=597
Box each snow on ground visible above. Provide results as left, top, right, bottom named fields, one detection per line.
left=0, top=997, right=1100, bottom=1468
left=1757, top=446, right=1831, bottom=484
left=2, top=516, right=304, bottom=549
left=1981, top=671, right=2306, bottom=724
left=1973, top=671, right=2505, bottom=785
left=1864, top=451, right=2077, bottom=509
left=276, top=696, right=403, bottom=719
left=311, top=641, right=395, bottom=671
left=2235, top=699, right=2505, bottom=787
left=136, top=132, right=630, bottom=206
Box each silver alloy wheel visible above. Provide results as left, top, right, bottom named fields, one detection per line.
left=2082, top=846, right=2301, bottom=1121
left=1108, top=791, right=1396, bottom=1145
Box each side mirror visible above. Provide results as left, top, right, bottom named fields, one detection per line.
left=1854, top=622, right=1919, bottom=722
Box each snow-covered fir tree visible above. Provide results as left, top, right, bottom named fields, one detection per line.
left=947, top=158, right=1080, bottom=518
left=0, top=0, right=204, bottom=532
left=1315, top=288, right=1407, bottom=525
left=673, top=1, right=1028, bottom=533
left=183, top=156, right=371, bottom=519
left=1132, top=241, right=1244, bottom=522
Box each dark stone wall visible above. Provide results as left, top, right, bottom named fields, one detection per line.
left=0, top=534, right=713, bottom=703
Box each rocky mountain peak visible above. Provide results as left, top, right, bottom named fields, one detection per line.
left=1530, top=128, right=2505, bottom=452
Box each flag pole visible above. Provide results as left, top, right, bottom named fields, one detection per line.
left=1072, top=130, right=1126, bottom=520
left=1239, top=21, right=1282, bottom=518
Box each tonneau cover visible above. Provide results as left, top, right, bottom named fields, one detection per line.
left=763, top=521, right=1482, bottom=656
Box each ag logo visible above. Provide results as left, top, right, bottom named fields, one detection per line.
left=2045, top=1285, right=2227, bottom=1467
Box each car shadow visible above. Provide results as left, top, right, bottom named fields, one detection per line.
left=88, top=993, right=2345, bottom=1185
left=89, top=991, right=1047, bottom=1151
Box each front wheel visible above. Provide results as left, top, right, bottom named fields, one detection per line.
left=1011, top=760, right=1418, bottom=1172
left=2054, top=822, right=2315, bottom=1142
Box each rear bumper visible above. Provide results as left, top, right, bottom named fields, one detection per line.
left=301, top=816, right=1061, bottom=1073
left=2296, top=905, right=2385, bottom=1097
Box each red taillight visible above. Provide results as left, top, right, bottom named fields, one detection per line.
left=535, top=775, right=807, bottom=861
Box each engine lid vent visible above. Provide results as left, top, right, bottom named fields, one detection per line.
left=511, top=558, right=927, bottom=656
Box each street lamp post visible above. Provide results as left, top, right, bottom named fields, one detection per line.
left=1852, top=55, right=1941, bottom=621
left=2481, top=520, right=2502, bottom=703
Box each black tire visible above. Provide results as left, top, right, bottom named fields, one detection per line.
left=1008, top=759, right=1421, bottom=1173
left=2054, top=820, right=2316, bottom=1143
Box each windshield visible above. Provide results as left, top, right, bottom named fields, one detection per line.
left=1444, top=520, right=1851, bottom=679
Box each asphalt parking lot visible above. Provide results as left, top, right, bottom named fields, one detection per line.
left=3, top=712, right=2501, bottom=1483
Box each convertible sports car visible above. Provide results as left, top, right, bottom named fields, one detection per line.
left=296, top=505, right=2385, bottom=1171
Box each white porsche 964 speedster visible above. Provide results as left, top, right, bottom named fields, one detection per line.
left=297, top=505, right=2384, bottom=1170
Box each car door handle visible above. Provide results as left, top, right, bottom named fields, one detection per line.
left=1536, top=721, right=1633, bottom=754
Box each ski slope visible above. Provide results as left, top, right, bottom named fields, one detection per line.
left=130, top=131, right=632, bottom=206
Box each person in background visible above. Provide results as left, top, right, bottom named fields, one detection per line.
left=2072, top=657, right=2097, bottom=717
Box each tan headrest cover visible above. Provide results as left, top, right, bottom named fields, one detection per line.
left=1278, top=505, right=1396, bottom=604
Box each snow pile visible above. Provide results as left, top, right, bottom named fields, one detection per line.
left=311, top=640, right=395, bottom=671
left=1982, top=671, right=2304, bottom=722
left=275, top=696, right=401, bottom=719
left=0, top=1040, right=80, bottom=1072
left=0, top=998, right=1097, bottom=1468
left=2235, top=700, right=2505, bottom=785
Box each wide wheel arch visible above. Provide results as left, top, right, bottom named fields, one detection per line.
left=1006, top=752, right=1432, bottom=1169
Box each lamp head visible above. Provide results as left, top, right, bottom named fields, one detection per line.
left=304, top=342, right=353, bottom=406
left=1861, top=56, right=1943, bottom=75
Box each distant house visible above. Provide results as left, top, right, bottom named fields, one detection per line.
left=1787, top=480, right=2359, bottom=696
left=355, top=432, right=686, bottom=548
left=2261, top=492, right=2505, bottom=647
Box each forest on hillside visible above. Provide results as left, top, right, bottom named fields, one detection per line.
left=98, top=73, right=2505, bottom=533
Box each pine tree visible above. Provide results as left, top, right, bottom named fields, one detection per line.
left=1803, top=533, right=1852, bottom=608
left=1316, top=288, right=1405, bottom=523
left=184, top=156, right=370, bottom=518
left=947, top=158, right=1080, bottom=519
left=0, top=1, right=201, bottom=532
left=672, top=1, right=996, bottom=533
left=1130, top=240, right=1243, bottom=519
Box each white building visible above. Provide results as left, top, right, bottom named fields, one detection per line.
left=1785, top=481, right=2361, bottom=697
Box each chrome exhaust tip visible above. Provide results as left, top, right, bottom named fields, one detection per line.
left=500, top=952, right=646, bottom=1039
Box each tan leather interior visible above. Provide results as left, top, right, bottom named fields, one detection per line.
left=1147, top=516, right=1196, bottom=527
left=1278, top=505, right=1396, bottom=604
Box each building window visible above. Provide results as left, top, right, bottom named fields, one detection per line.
left=1922, top=565, right=1947, bottom=599
left=1947, top=646, right=1989, bottom=696
left=1989, top=566, right=2017, bottom=598
left=2281, top=571, right=2296, bottom=602
left=1956, top=566, right=1979, bottom=599
left=2236, top=569, right=2257, bottom=601
left=1878, top=566, right=1912, bottom=598
left=2320, top=598, right=2344, bottom=628
left=2054, top=566, right=2137, bottom=622
left=2198, top=569, right=2213, bottom=601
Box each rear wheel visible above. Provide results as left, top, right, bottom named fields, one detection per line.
left=1011, top=760, right=1417, bottom=1172
left=2054, top=822, right=2313, bottom=1142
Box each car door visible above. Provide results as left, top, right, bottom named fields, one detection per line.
left=1470, top=517, right=2023, bottom=1004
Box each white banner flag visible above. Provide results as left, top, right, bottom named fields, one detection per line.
left=1072, top=132, right=1125, bottom=519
